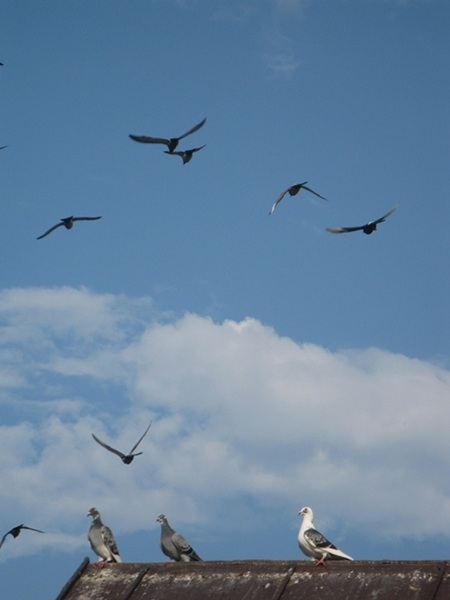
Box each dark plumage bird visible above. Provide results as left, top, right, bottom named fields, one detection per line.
left=0, top=145, right=7, bottom=150
left=164, top=145, right=206, bottom=164
left=129, top=117, right=206, bottom=153
left=156, top=514, right=202, bottom=562
left=92, top=422, right=152, bottom=464
left=0, top=524, right=44, bottom=549
left=36, top=216, right=102, bottom=240
left=326, top=205, right=398, bottom=234
left=269, top=182, right=327, bottom=215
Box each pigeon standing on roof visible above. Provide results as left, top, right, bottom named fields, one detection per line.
left=326, top=205, right=398, bottom=234
left=164, top=145, right=206, bottom=164
left=156, top=514, right=202, bottom=562
left=297, top=507, right=353, bottom=565
left=91, top=421, right=152, bottom=464
left=129, top=117, right=206, bottom=153
left=87, top=508, right=122, bottom=564
left=36, top=216, right=102, bottom=240
left=0, top=524, right=44, bottom=549
left=269, top=182, right=327, bottom=215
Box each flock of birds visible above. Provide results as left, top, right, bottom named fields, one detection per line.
left=28, top=115, right=399, bottom=240
left=1, top=416, right=353, bottom=566
left=3, top=112, right=401, bottom=571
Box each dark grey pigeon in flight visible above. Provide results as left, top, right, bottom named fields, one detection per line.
left=164, top=145, right=206, bottom=164
left=270, top=182, right=327, bottom=215
left=87, top=507, right=122, bottom=565
left=92, top=421, right=152, bottom=464
left=0, top=524, right=44, bottom=549
left=156, top=514, right=202, bottom=562
left=326, top=205, right=398, bottom=235
left=129, top=117, right=206, bottom=153
left=37, top=216, right=102, bottom=239
left=298, top=507, right=353, bottom=565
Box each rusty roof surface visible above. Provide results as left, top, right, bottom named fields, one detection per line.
left=55, top=559, right=450, bottom=600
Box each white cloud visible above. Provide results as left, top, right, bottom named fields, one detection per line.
left=1, top=286, right=449, bottom=560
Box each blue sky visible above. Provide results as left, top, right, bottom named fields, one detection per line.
left=1, top=0, right=449, bottom=597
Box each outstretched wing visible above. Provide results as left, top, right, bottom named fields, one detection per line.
left=368, top=205, right=399, bottom=226
left=72, top=216, right=102, bottom=222
left=176, top=118, right=206, bottom=141
left=19, top=525, right=44, bottom=534
left=269, top=188, right=290, bottom=215
left=129, top=134, right=170, bottom=145
left=302, top=185, right=327, bottom=201
left=92, top=433, right=127, bottom=460
left=326, top=225, right=364, bottom=234
left=129, top=421, right=152, bottom=454
left=37, top=222, right=64, bottom=240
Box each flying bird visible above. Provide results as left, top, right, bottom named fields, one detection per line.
left=87, top=507, right=122, bottom=565
left=36, top=216, right=102, bottom=240
left=129, top=117, right=206, bottom=153
left=326, top=205, right=398, bottom=234
left=0, top=145, right=7, bottom=150
left=164, top=145, right=206, bottom=164
left=0, top=524, right=44, bottom=549
left=298, top=507, right=353, bottom=566
left=156, top=514, right=202, bottom=562
left=91, top=422, right=152, bottom=464
left=269, top=182, right=327, bottom=215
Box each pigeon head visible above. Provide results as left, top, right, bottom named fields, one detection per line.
left=298, top=506, right=313, bottom=518
left=87, top=507, right=100, bottom=519
left=156, top=514, right=167, bottom=524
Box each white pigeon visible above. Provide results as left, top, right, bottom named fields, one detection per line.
left=297, top=506, right=353, bottom=565
left=87, top=507, right=122, bottom=565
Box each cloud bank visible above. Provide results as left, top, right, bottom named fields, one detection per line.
left=1, top=286, right=449, bottom=559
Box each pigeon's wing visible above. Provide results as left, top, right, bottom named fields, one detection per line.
left=92, top=433, right=127, bottom=460
left=326, top=225, right=364, bottom=234
left=36, top=222, right=64, bottom=239
left=171, top=531, right=193, bottom=554
left=304, top=527, right=335, bottom=551
left=269, top=188, right=290, bottom=215
left=176, top=118, right=206, bottom=141
left=19, top=526, right=44, bottom=534
left=0, top=145, right=7, bottom=150
left=368, top=205, right=399, bottom=226
left=164, top=150, right=183, bottom=157
left=129, top=134, right=170, bottom=145
left=72, top=216, right=102, bottom=222
left=102, top=525, right=121, bottom=559
left=0, top=532, right=10, bottom=549
left=302, top=185, right=327, bottom=201
left=129, top=421, right=152, bottom=454
left=190, top=145, right=206, bottom=153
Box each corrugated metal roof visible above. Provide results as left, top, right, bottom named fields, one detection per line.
left=55, top=559, right=450, bottom=600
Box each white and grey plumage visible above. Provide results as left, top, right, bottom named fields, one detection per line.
left=269, top=182, right=327, bottom=215
left=129, top=118, right=206, bottom=153
left=156, top=514, right=202, bottom=562
left=0, top=524, right=44, bottom=550
left=326, top=205, right=398, bottom=234
left=297, top=507, right=353, bottom=565
left=92, top=421, right=152, bottom=464
left=87, top=507, right=122, bottom=564
left=164, top=145, right=206, bottom=164
left=37, top=216, right=102, bottom=240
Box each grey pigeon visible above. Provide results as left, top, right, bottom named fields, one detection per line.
left=298, top=507, right=353, bottom=565
left=156, top=514, right=202, bottom=562
left=0, top=524, right=44, bottom=549
left=37, top=215, right=102, bottom=239
left=326, top=205, right=398, bottom=234
left=129, top=117, right=206, bottom=153
left=92, top=421, right=152, bottom=464
left=164, top=145, right=206, bottom=164
left=87, top=507, right=122, bottom=564
left=270, top=182, right=327, bottom=215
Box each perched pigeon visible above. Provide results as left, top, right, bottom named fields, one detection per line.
left=129, top=117, right=206, bottom=153
left=92, top=421, right=152, bottom=464
left=297, top=507, right=353, bottom=565
left=87, top=507, right=122, bottom=565
left=37, top=216, right=102, bottom=240
left=270, top=182, right=327, bottom=215
left=164, top=145, right=206, bottom=164
left=156, top=514, right=202, bottom=562
left=326, top=205, right=398, bottom=234
left=0, top=524, right=44, bottom=549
